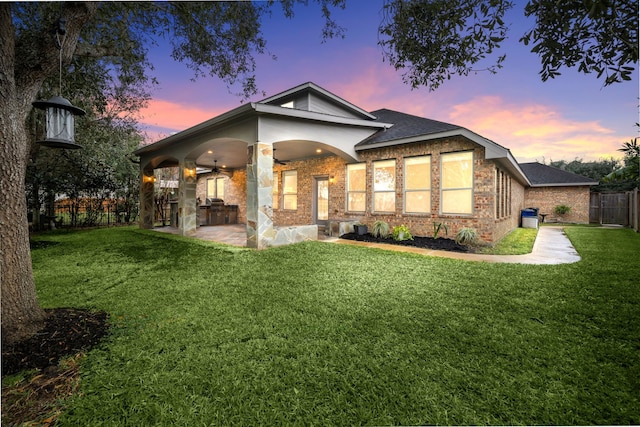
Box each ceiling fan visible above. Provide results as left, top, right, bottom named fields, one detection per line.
left=273, top=148, right=290, bottom=165
left=211, top=159, right=226, bottom=176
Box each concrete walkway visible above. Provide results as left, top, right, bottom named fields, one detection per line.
left=152, top=224, right=581, bottom=265
left=332, top=226, right=581, bottom=265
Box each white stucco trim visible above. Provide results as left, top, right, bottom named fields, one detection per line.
left=259, top=82, right=377, bottom=120
left=253, top=103, right=391, bottom=129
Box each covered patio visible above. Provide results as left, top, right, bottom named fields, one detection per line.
left=152, top=224, right=336, bottom=247
left=133, top=83, right=388, bottom=249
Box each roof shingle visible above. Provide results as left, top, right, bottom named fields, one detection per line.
left=519, top=162, right=598, bottom=186
left=356, top=109, right=462, bottom=147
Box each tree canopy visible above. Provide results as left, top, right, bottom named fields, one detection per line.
left=379, top=0, right=638, bottom=90
left=1, top=0, right=345, bottom=345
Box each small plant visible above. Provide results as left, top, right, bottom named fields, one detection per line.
left=455, top=227, right=480, bottom=246
left=371, top=220, right=390, bottom=238
left=554, top=204, right=571, bottom=216
left=392, top=224, right=413, bottom=241
left=433, top=222, right=448, bottom=239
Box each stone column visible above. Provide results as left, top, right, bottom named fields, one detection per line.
left=246, top=142, right=274, bottom=249
left=140, top=168, right=155, bottom=229
left=178, top=160, right=197, bottom=237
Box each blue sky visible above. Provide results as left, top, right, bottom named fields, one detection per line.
left=140, top=0, right=638, bottom=163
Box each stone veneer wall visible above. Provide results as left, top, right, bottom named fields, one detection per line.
left=524, top=186, right=591, bottom=223
left=195, top=136, right=528, bottom=243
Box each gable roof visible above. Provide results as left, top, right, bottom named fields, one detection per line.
left=519, top=162, right=598, bottom=187
left=259, top=82, right=376, bottom=120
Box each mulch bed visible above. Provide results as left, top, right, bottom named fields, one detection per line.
left=2, top=308, right=110, bottom=377
left=2, top=308, right=110, bottom=425
left=340, top=232, right=473, bottom=253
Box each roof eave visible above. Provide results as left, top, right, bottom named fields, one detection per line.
left=254, top=103, right=391, bottom=128
left=133, top=103, right=257, bottom=156
left=356, top=128, right=532, bottom=185
left=530, top=182, right=599, bottom=187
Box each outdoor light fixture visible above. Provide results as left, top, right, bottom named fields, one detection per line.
left=143, top=174, right=156, bottom=184
left=32, top=95, right=86, bottom=149
left=184, top=168, right=196, bottom=179
left=32, top=16, right=86, bottom=149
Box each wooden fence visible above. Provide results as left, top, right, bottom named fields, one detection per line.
left=590, top=189, right=639, bottom=232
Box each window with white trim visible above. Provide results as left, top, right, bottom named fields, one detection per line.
left=373, top=159, right=396, bottom=212
left=441, top=151, right=473, bottom=214
left=346, top=163, right=366, bottom=212
left=404, top=155, right=431, bottom=213
left=282, top=170, right=297, bottom=210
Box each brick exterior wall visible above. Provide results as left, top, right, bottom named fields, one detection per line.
left=195, top=136, right=533, bottom=243
left=524, top=186, right=591, bottom=223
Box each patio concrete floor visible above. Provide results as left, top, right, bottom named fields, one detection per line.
left=151, top=224, right=581, bottom=265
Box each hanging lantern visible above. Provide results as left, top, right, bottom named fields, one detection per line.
left=32, top=95, right=85, bottom=149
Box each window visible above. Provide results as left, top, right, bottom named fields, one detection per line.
left=273, top=172, right=279, bottom=209
left=373, top=159, right=396, bottom=212
left=207, top=177, right=225, bottom=200
left=404, top=156, right=431, bottom=213
left=346, top=163, right=366, bottom=211
left=496, top=168, right=511, bottom=219
left=441, top=151, right=473, bottom=214
left=282, top=170, right=297, bottom=210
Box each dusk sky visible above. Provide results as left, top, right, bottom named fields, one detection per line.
left=140, top=1, right=638, bottom=164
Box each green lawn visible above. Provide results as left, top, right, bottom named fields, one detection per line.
left=481, top=227, right=538, bottom=254
left=27, top=226, right=639, bottom=425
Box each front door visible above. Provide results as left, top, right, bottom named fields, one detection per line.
left=314, top=177, right=329, bottom=227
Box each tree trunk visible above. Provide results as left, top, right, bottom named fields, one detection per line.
left=1, top=2, right=98, bottom=346
left=0, top=3, right=46, bottom=345
left=0, top=111, right=47, bottom=344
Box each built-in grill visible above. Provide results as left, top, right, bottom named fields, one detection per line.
left=199, top=199, right=238, bottom=225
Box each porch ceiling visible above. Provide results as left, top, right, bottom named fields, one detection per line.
left=193, top=139, right=334, bottom=170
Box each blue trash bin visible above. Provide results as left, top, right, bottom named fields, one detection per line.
left=521, top=208, right=539, bottom=228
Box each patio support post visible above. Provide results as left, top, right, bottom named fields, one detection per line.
left=140, top=167, right=155, bottom=229
left=178, top=160, right=197, bottom=237
left=246, top=142, right=274, bottom=249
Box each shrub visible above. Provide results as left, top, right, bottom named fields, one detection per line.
left=455, top=228, right=480, bottom=246
left=371, top=220, right=390, bottom=238
left=433, top=222, right=448, bottom=239
left=392, top=224, right=413, bottom=241
left=554, top=204, right=571, bottom=216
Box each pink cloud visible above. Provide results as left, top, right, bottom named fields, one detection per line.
left=139, top=99, right=227, bottom=133
left=447, top=96, right=624, bottom=162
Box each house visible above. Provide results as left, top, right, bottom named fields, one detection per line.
left=519, top=162, right=598, bottom=223
left=133, top=82, right=596, bottom=248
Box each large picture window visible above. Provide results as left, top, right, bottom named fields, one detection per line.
left=404, top=156, right=431, bottom=213
left=207, top=177, right=225, bottom=200
left=441, top=151, right=473, bottom=214
left=373, top=159, right=396, bottom=212
left=282, top=170, right=297, bottom=210
left=346, top=163, right=366, bottom=212
left=496, top=168, right=511, bottom=219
